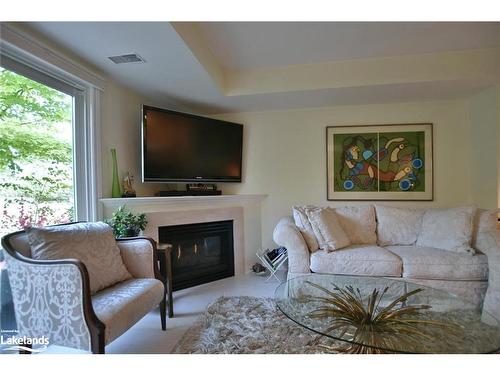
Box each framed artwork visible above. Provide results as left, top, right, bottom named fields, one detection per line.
left=326, top=123, right=433, bottom=201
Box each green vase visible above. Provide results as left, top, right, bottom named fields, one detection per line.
left=111, top=148, right=122, bottom=198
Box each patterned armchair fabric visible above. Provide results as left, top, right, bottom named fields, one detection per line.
left=1, top=225, right=167, bottom=354
left=4, top=252, right=93, bottom=351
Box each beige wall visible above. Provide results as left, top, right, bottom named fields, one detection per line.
left=214, top=99, right=493, bottom=248
left=100, top=80, right=165, bottom=198
left=468, top=87, right=499, bottom=208
left=99, top=87, right=499, bottom=249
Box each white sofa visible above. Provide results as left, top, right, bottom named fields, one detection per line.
left=273, top=205, right=500, bottom=320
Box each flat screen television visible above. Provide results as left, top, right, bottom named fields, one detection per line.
left=142, top=105, right=243, bottom=183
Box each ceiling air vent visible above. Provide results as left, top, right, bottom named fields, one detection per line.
left=108, top=53, right=146, bottom=64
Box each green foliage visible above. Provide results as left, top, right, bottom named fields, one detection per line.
left=0, top=67, right=72, bottom=173
left=1, top=162, right=72, bottom=203
left=0, top=66, right=74, bottom=233
left=0, top=121, right=72, bottom=171
left=0, top=67, right=71, bottom=123
left=0, top=160, right=73, bottom=229
left=105, top=205, right=148, bottom=238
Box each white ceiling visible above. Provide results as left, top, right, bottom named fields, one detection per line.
left=197, top=22, right=500, bottom=70
left=22, top=22, right=500, bottom=114
left=24, top=22, right=222, bottom=112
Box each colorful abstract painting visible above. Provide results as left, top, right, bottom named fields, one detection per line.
left=327, top=124, right=433, bottom=200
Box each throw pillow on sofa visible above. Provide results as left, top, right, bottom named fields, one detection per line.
left=292, top=206, right=320, bottom=252
left=416, top=205, right=477, bottom=255
left=333, top=205, right=377, bottom=245
left=375, top=205, right=424, bottom=246
left=306, top=207, right=351, bottom=251
left=27, top=222, right=132, bottom=294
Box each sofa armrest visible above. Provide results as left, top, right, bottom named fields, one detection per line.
left=475, top=229, right=500, bottom=321
left=117, top=237, right=158, bottom=279
left=4, top=251, right=102, bottom=352
left=273, top=217, right=311, bottom=274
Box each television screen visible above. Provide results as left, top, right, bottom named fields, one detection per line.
left=142, top=106, right=243, bottom=182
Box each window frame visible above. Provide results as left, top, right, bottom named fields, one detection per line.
left=0, top=28, right=103, bottom=222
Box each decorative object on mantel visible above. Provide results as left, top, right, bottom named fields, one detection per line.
left=110, top=148, right=122, bottom=198
left=326, top=123, right=433, bottom=201
left=105, top=205, right=148, bottom=238
left=122, top=172, right=137, bottom=198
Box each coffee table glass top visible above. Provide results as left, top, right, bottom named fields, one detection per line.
left=275, top=274, right=500, bottom=354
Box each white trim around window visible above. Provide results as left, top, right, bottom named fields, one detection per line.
left=0, top=23, right=103, bottom=221
left=72, top=87, right=103, bottom=221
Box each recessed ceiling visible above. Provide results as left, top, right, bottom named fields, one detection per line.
left=23, top=22, right=222, bottom=112
left=196, top=22, right=500, bottom=70
left=19, top=22, right=500, bottom=114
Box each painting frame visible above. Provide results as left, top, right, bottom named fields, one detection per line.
left=326, top=123, right=433, bottom=201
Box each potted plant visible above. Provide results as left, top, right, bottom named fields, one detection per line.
left=105, top=205, right=148, bottom=238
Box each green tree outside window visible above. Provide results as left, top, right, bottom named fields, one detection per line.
left=0, top=66, right=74, bottom=236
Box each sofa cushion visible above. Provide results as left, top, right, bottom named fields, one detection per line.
left=385, top=245, right=488, bottom=281
left=333, top=205, right=377, bottom=245
left=292, top=206, right=320, bottom=252
left=27, top=222, right=132, bottom=294
left=375, top=205, right=424, bottom=246
left=92, top=278, right=164, bottom=344
left=310, top=245, right=402, bottom=277
left=307, top=207, right=351, bottom=251
left=400, top=278, right=488, bottom=309
left=416, top=205, right=476, bottom=255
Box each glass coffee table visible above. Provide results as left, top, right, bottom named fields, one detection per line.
left=275, top=274, right=500, bottom=353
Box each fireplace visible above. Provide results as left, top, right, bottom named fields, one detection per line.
left=158, top=220, right=235, bottom=291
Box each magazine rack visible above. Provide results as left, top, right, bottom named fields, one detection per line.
left=256, top=248, right=288, bottom=282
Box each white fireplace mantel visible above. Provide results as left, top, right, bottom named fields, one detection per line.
left=99, top=194, right=268, bottom=275
left=99, top=194, right=267, bottom=210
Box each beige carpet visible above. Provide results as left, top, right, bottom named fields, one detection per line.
left=171, top=296, right=329, bottom=354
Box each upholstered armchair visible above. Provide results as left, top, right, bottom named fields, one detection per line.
left=1, top=223, right=169, bottom=354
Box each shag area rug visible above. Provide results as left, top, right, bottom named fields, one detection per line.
left=172, top=296, right=500, bottom=354
left=171, top=296, right=329, bottom=354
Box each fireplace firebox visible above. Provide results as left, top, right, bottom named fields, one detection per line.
left=158, top=220, right=234, bottom=291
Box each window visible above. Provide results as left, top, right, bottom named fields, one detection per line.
left=0, top=28, right=102, bottom=340
left=0, top=42, right=102, bottom=233
left=0, top=65, right=76, bottom=235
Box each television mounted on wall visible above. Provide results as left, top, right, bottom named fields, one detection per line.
left=141, top=105, right=243, bottom=183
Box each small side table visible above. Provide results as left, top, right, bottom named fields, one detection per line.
left=156, top=243, right=174, bottom=318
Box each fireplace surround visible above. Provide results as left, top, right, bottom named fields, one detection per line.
left=158, top=220, right=235, bottom=291
left=100, top=195, right=268, bottom=280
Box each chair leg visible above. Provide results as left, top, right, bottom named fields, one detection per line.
left=166, top=254, right=174, bottom=318
left=160, top=299, right=167, bottom=331
left=166, top=281, right=174, bottom=318
left=91, top=330, right=106, bottom=354
left=93, top=342, right=105, bottom=354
